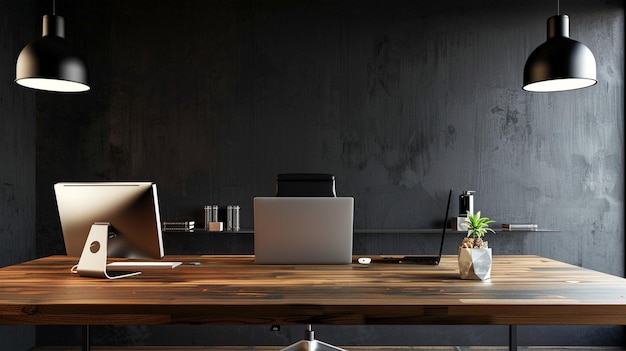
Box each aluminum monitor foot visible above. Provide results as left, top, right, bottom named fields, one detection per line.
left=77, top=223, right=141, bottom=279
left=280, top=326, right=346, bottom=351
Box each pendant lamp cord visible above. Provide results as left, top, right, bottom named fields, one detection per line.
left=557, top=0, right=560, bottom=15
left=53, top=0, right=56, bottom=15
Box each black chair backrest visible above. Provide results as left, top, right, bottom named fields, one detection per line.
left=275, top=173, right=336, bottom=197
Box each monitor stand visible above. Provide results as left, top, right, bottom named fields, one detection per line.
left=280, top=325, right=346, bottom=351
left=76, top=222, right=142, bottom=279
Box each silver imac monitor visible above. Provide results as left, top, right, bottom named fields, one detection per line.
left=54, top=182, right=173, bottom=279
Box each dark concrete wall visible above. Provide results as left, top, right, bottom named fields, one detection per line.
left=30, top=0, right=624, bottom=348
left=0, top=0, right=37, bottom=349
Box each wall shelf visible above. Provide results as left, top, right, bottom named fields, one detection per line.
left=355, top=228, right=558, bottom=234
left=164, top=228, right=558, bottom=234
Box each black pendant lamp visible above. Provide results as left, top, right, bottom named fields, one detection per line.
left=523, top=14, right=597, bottom=92
left=15, top=3, right=89, bottom=93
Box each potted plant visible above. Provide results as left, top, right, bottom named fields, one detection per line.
left=458, top=211, right=495, bottom=280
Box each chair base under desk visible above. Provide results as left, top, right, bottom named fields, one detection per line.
left=281, top=340, right=346, bottom=351
left=281, top=325, right=346, bottom=351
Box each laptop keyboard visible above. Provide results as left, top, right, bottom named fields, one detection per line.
left=398, top=256, right=440, bottom=265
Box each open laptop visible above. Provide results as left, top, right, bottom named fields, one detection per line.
left=375, top=188, right=453, bottom=265
left=253, top=197, right=354, bottom=264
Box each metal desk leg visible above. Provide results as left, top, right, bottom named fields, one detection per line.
left=509, top=325, right=517, bottom=351
left=82, top=325, right=90, bottom=351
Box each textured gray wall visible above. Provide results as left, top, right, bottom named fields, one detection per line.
left=31, top=0, right=624, bottom=348
left=0, top=0, right=37, bottom=349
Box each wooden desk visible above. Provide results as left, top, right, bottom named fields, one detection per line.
left=0, top=255, right=625, bottom=327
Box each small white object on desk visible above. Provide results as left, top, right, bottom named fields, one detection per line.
left=358, top=257, right=371, bottom=264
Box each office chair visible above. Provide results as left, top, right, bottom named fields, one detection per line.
left=275, top=173, right=336, bottom=197
left=275, top=173, right=344, bottom=351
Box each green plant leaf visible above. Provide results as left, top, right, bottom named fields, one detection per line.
left=464, top=210, right=495, bottom=239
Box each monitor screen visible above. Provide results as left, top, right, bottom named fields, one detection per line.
left=54, top=182, right=164, bottom=259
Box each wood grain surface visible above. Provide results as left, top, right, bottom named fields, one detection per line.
left=1, top=255, right=626, bottom=326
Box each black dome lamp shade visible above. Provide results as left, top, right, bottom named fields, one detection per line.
left=16, top=14, right=90, bottom=93
left=523, top=14, right=597, bottom=92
